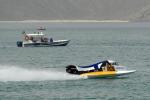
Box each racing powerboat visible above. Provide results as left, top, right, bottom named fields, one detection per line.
left=17, top=31, right=70, bottom=47
left=66, top=60, right=136, bottom=78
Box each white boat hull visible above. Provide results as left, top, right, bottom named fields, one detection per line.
left=116, top=70, right=136, bottom=76
left=17, top=40, right=70, bottom=47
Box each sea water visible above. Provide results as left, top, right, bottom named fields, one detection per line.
left=0, top=22, right=149, bottom=100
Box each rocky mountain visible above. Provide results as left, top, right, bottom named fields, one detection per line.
left=0, top=0, right=150, bottom=21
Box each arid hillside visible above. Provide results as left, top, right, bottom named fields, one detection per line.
left=0, top=0, right=150, bottom=21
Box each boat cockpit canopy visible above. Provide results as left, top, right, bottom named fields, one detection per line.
left=108, top=60, right=119, bottom=65
left=77, top=60, right=115, bottom=71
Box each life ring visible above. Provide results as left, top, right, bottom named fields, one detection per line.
left=25, top=35, right=29, bottom=40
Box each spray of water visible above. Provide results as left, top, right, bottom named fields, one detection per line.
left=0, top=66, right=86, bottom=82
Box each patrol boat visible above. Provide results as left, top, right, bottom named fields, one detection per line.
left=17, top=31, right=70, bottom=47
left=66, top=60, right=136, bottom=78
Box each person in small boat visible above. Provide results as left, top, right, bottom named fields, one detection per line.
left=107, top=63, right=115, bottom=71
left=30, top=36, right=33, bottom=41
left=99, top=60, right=115, bottom=71
left=43, top=38, right=48, bottom=42
left=41, top=37, right=44, bottom=42
left=41, top=37, right=48, bottom=42
left=50, top=38, right=53, bottom=43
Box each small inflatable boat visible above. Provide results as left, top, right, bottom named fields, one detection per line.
left=66, top=60, right=136, bottom=78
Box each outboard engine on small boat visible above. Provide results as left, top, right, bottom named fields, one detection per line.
left=66, top=65, right=79, bottom=74
left=17, top=41, right=23, bottom=47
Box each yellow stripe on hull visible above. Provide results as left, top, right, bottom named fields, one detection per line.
left=80, top=71, right=116, bottom=77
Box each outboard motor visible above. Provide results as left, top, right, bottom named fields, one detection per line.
left=17, top=41, right=23, bottom=47
left=66, top=65, right=79, bottom=74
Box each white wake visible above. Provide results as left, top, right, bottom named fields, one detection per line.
left=0, top=66, right=86, bottom=82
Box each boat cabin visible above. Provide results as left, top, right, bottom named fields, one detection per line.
left=23, top=31, right=51, bottom=43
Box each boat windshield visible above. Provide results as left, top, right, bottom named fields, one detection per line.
left=108, top=60, right=119, bottom=65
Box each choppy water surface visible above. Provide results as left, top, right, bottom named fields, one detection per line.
left=0, top=22, right=150, bottom=100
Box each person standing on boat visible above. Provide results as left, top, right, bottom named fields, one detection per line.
left=50, top=38, right=53, bottom=43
